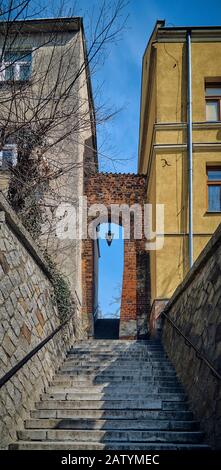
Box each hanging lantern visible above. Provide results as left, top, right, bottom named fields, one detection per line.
left=105, top=221, right=114, bottom=246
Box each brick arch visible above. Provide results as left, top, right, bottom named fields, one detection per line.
left=82, top=173, right=150, bottom=339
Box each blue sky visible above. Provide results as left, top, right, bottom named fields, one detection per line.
left=76, top=0, right=221, bottom=173
left=98, top=224, right=123, bottom=318
left=73, top=0, right=221, bottom=318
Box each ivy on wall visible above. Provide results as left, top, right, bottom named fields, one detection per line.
left=44, top=251, right=74, bottom=323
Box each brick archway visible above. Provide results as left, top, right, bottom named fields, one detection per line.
left=82, top=173, right=150, bottom=339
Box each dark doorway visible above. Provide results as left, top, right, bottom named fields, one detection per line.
left=94, top=319, right=120, bottom=339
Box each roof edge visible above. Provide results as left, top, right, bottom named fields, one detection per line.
left=138, top=20, right=165, bottom=173
left=0, top=16, right=81, bottom=33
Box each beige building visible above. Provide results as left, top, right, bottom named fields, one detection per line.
left=138, top=21, right=221, bottom=319
left=0, top=17, right=97, bottom=309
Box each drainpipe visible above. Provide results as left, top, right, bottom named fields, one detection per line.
left=187, top=29, right=193, bottom=268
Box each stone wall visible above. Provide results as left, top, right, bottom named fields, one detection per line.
left=162, top=223, right=221, bottom=449
left=0, top=194, right=82, bottom=449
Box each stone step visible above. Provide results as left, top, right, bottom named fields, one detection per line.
left=66, top=354, right=169, bottom=361
left=9, top=441, right=210, bottom=451
left=69, top=342, right=164, bottom=347
left=25, top=418, right=199, bottom=431
left=55, top=373, right=177, bottom=382
left=62, top=359, right=173, bottom=366
left=65, top=360, right=169, bottom=366
left=17, top=429, right=204, bottom=443
left=47, top=386, right=183, bottom=394
left=72, top=343, right=163, bottom=346
left=30, top=409, right=194, bottom=420
left=51, top=377, right=180, bottom=387
left=65, top=359, right=169, bottom=366
left=67, top=353, right=166, bottom=359
left=59, top=368, right=175, bottom=376
left=70, top=342, right=162, bottom=347
left=69, top=345, right=164, bottom=349
left=61, top=363, right=174, bottom=370
left=68, top=350, right=165, bottom=356
left=36, top=399, right=163, bottom=410
left=68, top=350, right=165, bottom=355
left=70, top=341, right=162, bottom=348
left=9, top=339, right=207, bottom=450
left=64, top=360, right=173, bottom=371
left=162, top=402, right=189, bottom=411
left=40, top=392, right=186, bottom=402
left=35, top=400, right=189, bottom=412
left=56, top=375, right=177, bottom=383
left=58, top=363, right=175, bottom=377
left=72, top=339, right=160, bottom=344
left=67, top=344, right=165, bottom=354
left=67, top=355, right=166, bottom=361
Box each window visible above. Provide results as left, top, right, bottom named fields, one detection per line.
left=0, top=144, right=17, bottom=169
left=205, top=83, right=221, bottom=121
left=0, top=51, right=32, bottom=82
left=207, top=167, right=221, bottom=212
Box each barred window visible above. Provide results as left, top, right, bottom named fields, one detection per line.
left=0, top=51, right=32, bottom=82
left=0, top=144, right=17, bottom=169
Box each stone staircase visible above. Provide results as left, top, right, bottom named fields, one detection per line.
left=10, top=340, right=209, bottom=450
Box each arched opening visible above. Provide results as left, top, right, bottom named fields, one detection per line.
left=94, top=223, right=124, bottom=339
left=82, top=173, right=148, bottom=339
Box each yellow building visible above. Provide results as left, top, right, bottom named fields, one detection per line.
left=138, top=21, right=221, bottom=319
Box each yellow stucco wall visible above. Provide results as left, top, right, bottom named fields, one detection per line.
left=156, top=41, right=221, bottom=123
left=192, top=43, right=221, bottom=122
left=154, top=150, right=189, bottom=298
left=147, top=161, right=156, bottom=302
left=140, top=35, right=221, bottom=303
left=157, top=42, right=186, bottom=123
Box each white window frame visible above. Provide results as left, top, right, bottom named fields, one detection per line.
left=0, top=144, right=17, bottom=169
left=205, top=82, right=221, bottom=122
left=0, top=50, right=32, bottom=82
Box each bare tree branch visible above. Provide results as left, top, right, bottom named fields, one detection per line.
left=0, top=0, right=128, bottom=240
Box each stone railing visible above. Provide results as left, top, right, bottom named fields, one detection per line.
left=162, top=223, right=221, bottom=449
left=0, top=193, right=81, bottom=449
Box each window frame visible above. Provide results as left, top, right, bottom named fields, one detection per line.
left=0, top=50, right=32, bottom=82
left=0, top=144, right=17, bottom=170
left=207, top=165, right=221, bottom=213
left=205, top=83, right=221, bottom=122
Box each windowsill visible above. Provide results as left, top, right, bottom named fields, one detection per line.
left=206, top=120, right=221, bottom=123
left=0, top=80, right=31, bottom=87
left=205, top=211, right=221, bottom=215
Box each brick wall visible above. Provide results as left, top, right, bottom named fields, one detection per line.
left=162, top=223, right=221, bottom=449
left=83, top=173, right=150, bottom=339
left=0, top=194, right=82, bottom=449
